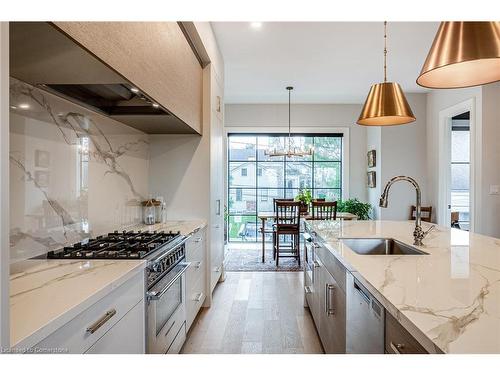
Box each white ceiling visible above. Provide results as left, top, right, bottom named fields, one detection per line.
left=211, top=22, right=440, bottom=104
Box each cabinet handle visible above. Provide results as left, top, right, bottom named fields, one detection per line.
left=216, top=199, right=221, bottom=215
left=390, top=342, right=405, bottom=354
left=313, top=260, right=320, bottom=268
left=216, top=96, right=221, bottom=113
left=325, top=284, right=335, bottom=316
left=195, top=261, right=202, bottom=269
left=86, top=309, right=116, bottom=334
left=195, top=292, right=204, bottom=302
left=304, top=286, right=312, bottom=294
left=195, top=237, right=202, bottom=243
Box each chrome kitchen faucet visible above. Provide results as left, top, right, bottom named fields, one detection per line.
left=379, top=176, right=435, bottom=246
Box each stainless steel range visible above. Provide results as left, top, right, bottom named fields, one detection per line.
left=47, top=230, right=191, bottom=354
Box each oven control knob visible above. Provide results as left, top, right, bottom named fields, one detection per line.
left=152, top=263, right=161, bottom=273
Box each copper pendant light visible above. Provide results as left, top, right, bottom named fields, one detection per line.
left=357, top=22, right=415, bottom=126
left=417, top=22, right=500, bottom=89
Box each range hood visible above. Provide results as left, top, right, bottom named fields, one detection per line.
left=9, top=22, right=197, bottom=134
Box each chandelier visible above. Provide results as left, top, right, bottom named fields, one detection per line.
left=265, top=86, right=314, bottom=157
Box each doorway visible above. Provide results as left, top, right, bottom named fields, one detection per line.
left=449, top=112, right=470, bottom=230
left=438, top=98, right=478, bottom=231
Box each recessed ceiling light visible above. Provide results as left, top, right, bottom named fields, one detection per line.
left=130, top=87, right=139, bottom=93
left=152, top=103, right=160, bottom=108
left=250, top=22, right=263, bottom=29
left=18, top=103, right=30, bottom=109
left=10, top=105, right=17, bottom=110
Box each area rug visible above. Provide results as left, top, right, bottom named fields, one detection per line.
left=224, top=245, right=304, bottom=272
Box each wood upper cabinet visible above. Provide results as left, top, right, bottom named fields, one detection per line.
left=53, top=22, right=203, bottom=134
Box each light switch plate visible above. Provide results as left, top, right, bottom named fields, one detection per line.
left=489, top=185, right=500, bottom=195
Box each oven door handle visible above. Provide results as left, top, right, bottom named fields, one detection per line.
left=146, top=262, right=191, bottom=301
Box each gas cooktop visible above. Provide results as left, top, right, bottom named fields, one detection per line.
left=47, top=230, right=182, bottom=260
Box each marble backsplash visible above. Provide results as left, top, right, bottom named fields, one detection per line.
left=9, top=78, right=150, bottom=264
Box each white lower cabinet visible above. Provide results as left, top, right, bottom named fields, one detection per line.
left=33, top=271, right=145, bottom=354
left=185, top=227, right=207, bottom=331
left=85, top=301, right=144, bottom=354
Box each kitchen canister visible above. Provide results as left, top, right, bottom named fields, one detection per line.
left=141, top=199, right=156, bottom=225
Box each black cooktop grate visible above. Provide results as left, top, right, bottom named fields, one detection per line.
left=47, top=230, right=181, bottom=259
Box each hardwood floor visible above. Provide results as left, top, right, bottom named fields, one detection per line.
left=181, top=272, right=324, bottom=354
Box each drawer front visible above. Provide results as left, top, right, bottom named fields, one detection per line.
left=36, top=271, right=144, bottom=353
left=186, top=259, right=205, bottom=291
left=385, top=313, right=428, bottom=354
left=304, top=267, right=314, bottom=309
left=186, top=229, right=205, bottom=260
left=210, top=261, right=223, bottom=293
left=147, top=300, right=186, bottom=354
left=85, top=301, right=145, bottom=354
left=167, top=323, right=186, bottom=354
left=315, top=244, right=346, bottom=293
left=186, top=273, right=206, bottom=330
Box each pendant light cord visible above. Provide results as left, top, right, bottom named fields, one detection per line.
left=384, top=21, right=388, bottom=82
left=288, top=87, right=291, bottom=151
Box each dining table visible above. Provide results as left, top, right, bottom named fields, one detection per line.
left=258, top=211, right=358, bottom=263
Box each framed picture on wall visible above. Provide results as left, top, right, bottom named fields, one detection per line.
left=35, top=150, right=50, bottom=168
left=35, top=170, right=50, bottom=188
left=367, top=171, right=376, bottom=188
left=367, top=149, right=376, bottom=168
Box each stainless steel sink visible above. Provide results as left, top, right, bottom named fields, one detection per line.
left=340, top=238, right=428, bottom=255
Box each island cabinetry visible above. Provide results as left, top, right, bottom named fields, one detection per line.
left=185, top=227, right=207, bottom=331
left=385, top=312, right=428, bottom=354
left=305, top=233, right=346, bottom=353
left=32, top=271, right=145, bottom=354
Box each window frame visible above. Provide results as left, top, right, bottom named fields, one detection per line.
left=226, top=129, right=349, bottom=242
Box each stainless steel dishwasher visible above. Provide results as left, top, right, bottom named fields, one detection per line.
left=346, top=272, right=385, bottom=353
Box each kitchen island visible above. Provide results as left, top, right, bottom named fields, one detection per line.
left=305, top=219, right=500, bottom=354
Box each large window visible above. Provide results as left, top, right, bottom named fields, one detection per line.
left=227, top=134, right=343, bottom=242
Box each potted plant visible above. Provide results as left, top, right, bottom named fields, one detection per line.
left=337, top=198, right=372, bottom=220
left=295, top=189, right=312, bottom=214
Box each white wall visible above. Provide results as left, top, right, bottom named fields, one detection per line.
left=479, top=82, right=500, bottom=238
left=377, top=94, right=428, bottom=220
left=149, top=134, right=210, bottom=220
left=0, top=21, right=10, bottom=349
left=225, top=103, right=367, bottom=201
left=366, top=127, right=381, bottom=218
left=426, top=86, right=483, bottom=230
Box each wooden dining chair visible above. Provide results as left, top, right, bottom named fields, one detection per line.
left=273, top=198, right=294, bottom=212
left=409, top=205, right=433, bottom=223
left=273, top=200, right=301, bottom=266
left=311, top=201, right=337, bottom=220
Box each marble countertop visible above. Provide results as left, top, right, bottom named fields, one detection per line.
left=127, top=220, right=207, bottom=236
left=10, top=259, right=146, bottom=349
left=9, top=220, right=205, bottom=349
left=305, top=219, right=500, bottom=354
